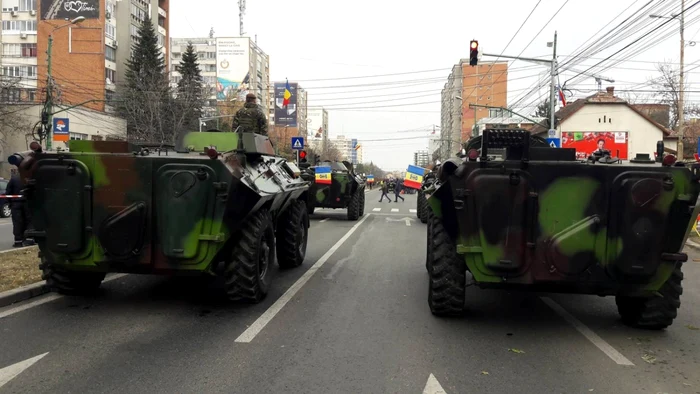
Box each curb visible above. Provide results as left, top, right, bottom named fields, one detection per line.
left=0, top=246, right=46, bottom=308
left=0, top=281, right=48, bottom=309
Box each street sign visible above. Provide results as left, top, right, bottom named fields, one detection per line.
left=546, top=138, right=560, bottom=148
left=291, top=137, right=304, bottom=150
left=548, top=129, right=556, bottom=137
left=53, top=118, right=69, bottom=142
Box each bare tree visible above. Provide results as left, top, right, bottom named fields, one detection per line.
left=0, top=77, right=36, bottom=158
left=324, top=142, right=343, bottom=162
left=648, top=62, right=687, bottom=131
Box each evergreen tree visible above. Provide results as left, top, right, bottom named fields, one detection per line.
left=118, top=16, right=173, bottom=143
left=175, top=42, right=204, bottom=132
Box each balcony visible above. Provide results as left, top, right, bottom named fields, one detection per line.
left=158, top=7, right=166, bottom=18
left=157, top=25, right=166, bottom=36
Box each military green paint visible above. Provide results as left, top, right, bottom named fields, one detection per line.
left=182, top=132, right=240, bottom=152
left=459, top=234, right=504, bottom=283
left=538, top=177, right=599, bottom=238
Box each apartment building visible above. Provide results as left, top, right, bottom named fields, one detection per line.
left=307, top=106, right=328, bottom=153
left=169, top=36, right=217, bottom=116
left=330, top=135, right=363, bottom=164
left=1, top=0, right=39, bottom=102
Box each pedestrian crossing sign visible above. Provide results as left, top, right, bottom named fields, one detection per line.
left=291, top=137, right=304, bottom=150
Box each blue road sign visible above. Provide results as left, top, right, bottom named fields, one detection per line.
left=291, top=136, right=304, bottom=150
left=546, top=138, right=560, bottom=148
left=53, top=118, right=69, bottom=135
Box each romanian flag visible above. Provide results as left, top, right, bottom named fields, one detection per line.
left=404, top=164, right=426, bottom=189
left=283, top=80, right=292, bottom=108
left=558, top=85, right=567, bottom=107
left=315, top=166, right=332, bottom=184
left=367, top=175, right=374, bottom=183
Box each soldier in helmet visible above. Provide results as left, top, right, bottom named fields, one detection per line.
left=232, top=93, right=269, bottom=136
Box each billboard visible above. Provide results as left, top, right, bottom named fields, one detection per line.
left=274, top=82, right=298, bottom=127
left=216, top=38, right=250, bottom=101
left=351, top=139, right=358, bottom=164
left=41, top=0, right=100, bottom=20
left=562, top=132, right=629, bottom=160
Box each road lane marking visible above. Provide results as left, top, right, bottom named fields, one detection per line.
left=235, top=214, right=372, bottom=343
left=409, top=209, right=417, bottom=213
left=540, top=297, right=634, bottom=366
left=0, top=273, right=129, bottom=320
left=0, top=352, right=49, bottom=388
left=423, top=373, right=447, bottom=394
left=319, top=218, right=329, bottom=223
left=391, top=208, right=399, bottom=212
left=372, top=208, right=381, bottom=212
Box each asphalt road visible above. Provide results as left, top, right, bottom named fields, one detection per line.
left=0, top=217, right=14, bottom=251
left=1, top=189, right=699, bottom=393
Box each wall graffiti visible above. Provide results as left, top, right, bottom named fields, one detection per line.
left=41, top=0, right=100, bottom=20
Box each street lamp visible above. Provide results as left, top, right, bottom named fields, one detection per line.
left=45, top=16, right=86, bottom=150
left=650, top=6, right=686, bottom=156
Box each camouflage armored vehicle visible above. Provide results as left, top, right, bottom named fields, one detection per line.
left=300, top=160, right=365, bottom=220
left=417, top=165, right=439, bottom=224
left=425, top=128, right=700, bottom=329
left=10, top=131, right=310, bottom=303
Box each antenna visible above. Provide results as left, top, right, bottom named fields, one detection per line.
left=209, top=27, right=214, bottom=39
left=239, top=0, right=246, bottom=36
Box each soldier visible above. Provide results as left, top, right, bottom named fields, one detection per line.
left=5, top=168, right=34, bottom=247
left=379, top=179, right=392, bottom=203
left=232, top=93, right=268, bottom=135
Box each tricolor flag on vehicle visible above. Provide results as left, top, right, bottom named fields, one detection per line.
left=315, top=166, right=332, bottom=184
left=404, top=165, right=426, bottom=189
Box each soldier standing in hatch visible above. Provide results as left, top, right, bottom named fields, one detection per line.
left=232, top=93, right=268, bottom=135
left=6, top=168, right=34, bottom=247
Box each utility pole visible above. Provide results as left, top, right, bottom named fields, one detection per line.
left=680, top=0, right=686, bottom=158
left=549, top=31, right=557, bottom=136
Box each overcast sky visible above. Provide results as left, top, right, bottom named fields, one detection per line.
left=170, top=0, right=700, bottom=170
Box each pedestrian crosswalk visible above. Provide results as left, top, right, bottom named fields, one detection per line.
left=371, top=207, right=417, bottom=213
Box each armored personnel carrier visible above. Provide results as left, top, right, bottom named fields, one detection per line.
left=300, top=160, right=365, bottom=220
left=425, top=128, right=700, bottom=329
left=10, top=131, right=310, bottom=303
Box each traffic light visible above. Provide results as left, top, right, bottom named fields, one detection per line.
left=299, top=150, right=308, bottom=163
left=469, top=40, right=479, bottom=66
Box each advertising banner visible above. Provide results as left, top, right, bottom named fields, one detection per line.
left=41, top=0, right=100, bottom=20
left=52, top=118, right=69, bottom=142
left=351, top=139, right=358, bottom=164
left=274, top=82, right=298, bottom=127
left=561, top=132, right=629, bottom=160
left=215, top=38, right=250, bottom=101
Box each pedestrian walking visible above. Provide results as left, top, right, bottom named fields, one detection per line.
left=394, top=179, right=405, bottom=202
left=5, top=169, right=34, bottom=247
left=379, top=180, right=392, bottom=203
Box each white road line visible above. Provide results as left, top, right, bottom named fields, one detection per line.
left=540, top=297, right=635, bottom=366
left=319, top=218, right=329, bottom=223
left=409, top=209, right=417, bottom=213
left=0, top=222, right=11, bottom=226
left=372, top=208, right=381, bottom=212
left=0, top=273, right=129, bottom=320
left=423, top=373, right=447, bottom=394
left=235, top=214, right=372, bottom=343
left=391, top=208, right=399, bottom=212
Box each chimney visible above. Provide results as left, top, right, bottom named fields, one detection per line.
left=606, top=86, right=615, bottom=96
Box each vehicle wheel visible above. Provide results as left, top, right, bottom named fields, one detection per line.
left=276, top=200, right=308, bottom=269
left=426, top=209, right=432, bottom=273
left=418, top=191, right=428, bottom=224
left=358, top=187, right=365, bottom=216
left=40, top=257, right=106, bottom=295
left=347, top=189, right=361, bottom=221
left=1, top=202, right=10, bottom=218
left=427, top=211, right=465, bottom=316
left=616, top=264, right=683, bottom=330
left=224, top=209, right=275, bottom=303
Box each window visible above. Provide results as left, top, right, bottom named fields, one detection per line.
left=2, top=43, right=20, bottom=56
left=130, top=24, right=139, bottom=38
left=105, top=23, right=116, bottom=39
left=206, top=52, right=216, bottom=59
left=1, top=0, right=18, bottom=12
left=105, top=68, right=116, bottom=83
left=105, top=89, right=115, bottom=102
left=105, top=45, right=116, bottom=61
left=69, top=132, right=88, bottom=140
left=1, top=88, right=21, bottom=102
left=157, top=33, right=165, bottom=47
left=489, top=108, right=504, bottom=118
left=26, top=89, right=35, bottom=101
left=205, top=64, right=216, bottom=72
left=2, top=66, right=20, bottom=77
left=21, top=43, right=36, bottom=57
left=18, top=0, right=36, bottom=11
left=91, top=135, right=103, bottom=141
left=2, top=20, right=37, bottom=32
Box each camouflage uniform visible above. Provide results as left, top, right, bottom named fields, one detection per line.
left=232, top=102, right=269, bottom=135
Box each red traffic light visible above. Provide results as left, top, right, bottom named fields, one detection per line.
left=470, top=40, right=478, bottom=49
left=299, top=150, right=307, bottom=159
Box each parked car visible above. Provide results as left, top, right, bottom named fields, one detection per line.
left=0, top=177, right=10, bottom=218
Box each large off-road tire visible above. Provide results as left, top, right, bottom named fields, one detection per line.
left=418, top=190, right=429, bottom=224
left=416, top=190, right=424, bottom=219
left=615, top=265, right=683, bottom=330
left=224, top=209, right=276, bottom=303
left=40, top=257, right=106, bottom=295
left=276, top=200, right=309, bottom=269
left=425, top=208, right=432, bottom=273
left=358, top=187, right=366, bottom=216
left=427, top=211, right=466, bottom=316
left=347, top=188, right=361, bottom=221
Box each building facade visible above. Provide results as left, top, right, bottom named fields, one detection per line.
left=169, top=37, right=217, bottom=116
left=307, top=106, right=328, bottom=153
left=439, top=60, right=508, bottom=159
left=1, top=0, right=39, bottom=103
left=330, top=135, right=363, bottom=164
left=414, top=150, right=429, bottom=168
